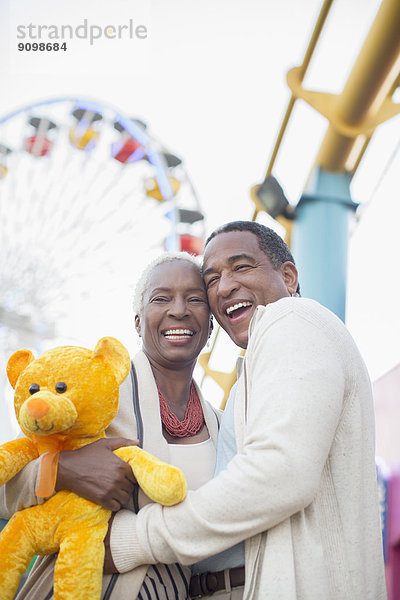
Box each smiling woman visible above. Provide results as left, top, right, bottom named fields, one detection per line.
left=3, top=252, right=220, bottom=600
left=134, top=254, right=213, bottom=441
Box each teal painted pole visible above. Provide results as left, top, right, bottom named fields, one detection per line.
left=291, top=168, right=358, bottom=321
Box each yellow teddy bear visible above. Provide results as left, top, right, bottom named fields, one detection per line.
left=0, top=337, right=187, bottom=600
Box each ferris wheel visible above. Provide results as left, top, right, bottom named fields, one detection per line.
left=0, top=97, right=205, bottom=440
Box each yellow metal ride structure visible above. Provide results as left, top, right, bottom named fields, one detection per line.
left=200, top=0, right=400, bottom=408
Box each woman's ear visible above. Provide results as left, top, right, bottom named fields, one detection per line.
left=280, top=261, right=299, bottom=296
left=134, top=315, right=141, bottom=336
left=208, top=316, right=214, bottom=337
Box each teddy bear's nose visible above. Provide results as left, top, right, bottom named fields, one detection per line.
left=26, top=396, right=50, bottom=419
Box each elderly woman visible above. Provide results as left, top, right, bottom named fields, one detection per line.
left=0, top=252, right=220, bottom=600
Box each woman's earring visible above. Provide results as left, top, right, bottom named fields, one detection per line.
left=137, top=337, right=142, bottom=346
left=207, top=316, right=214, bottom=347
left=291, top=292, right=300, bottom=297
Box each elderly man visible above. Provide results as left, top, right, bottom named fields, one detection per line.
left=107, top=220, right=386, bottom=599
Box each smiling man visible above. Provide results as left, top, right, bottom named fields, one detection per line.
left=202, top=224, right=299, bottom=349
left=106, top=220, right=386, bottom=600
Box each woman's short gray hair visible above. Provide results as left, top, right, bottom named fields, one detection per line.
left=133, top=251, right=202, bottom=316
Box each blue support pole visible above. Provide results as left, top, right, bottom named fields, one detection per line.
left=291, top=167, right=358, bottom=321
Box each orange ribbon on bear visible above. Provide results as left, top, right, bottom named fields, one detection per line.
left=33, top=435, right=66, bottom=498
left=36, top=451, right=61, bottom=498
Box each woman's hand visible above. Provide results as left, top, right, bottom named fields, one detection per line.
left=103, top=512, right=118, bottom=573
left=55, top=438, right=138, bottom=511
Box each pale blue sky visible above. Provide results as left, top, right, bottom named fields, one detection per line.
left=0, top=0, right=399, bottom=437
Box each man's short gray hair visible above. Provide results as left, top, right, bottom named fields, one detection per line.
left=133, top=252, right=202, bottom=316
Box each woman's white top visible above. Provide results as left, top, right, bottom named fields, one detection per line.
left=168, top=437, right=216, bottom=490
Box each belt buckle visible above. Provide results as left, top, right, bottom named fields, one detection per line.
left=189, top=573, right=205, bottom=599
left=190, top=572, right=219, bottom=598
left=204, top=572, right=219, bottom=595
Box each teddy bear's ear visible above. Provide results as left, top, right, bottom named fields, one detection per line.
left=7, top=350, right=35, bottom=389
left=92, top=337, right=131, bottom=385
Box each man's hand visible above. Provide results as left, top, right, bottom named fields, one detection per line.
left=55, top=438, right=138, bottom=511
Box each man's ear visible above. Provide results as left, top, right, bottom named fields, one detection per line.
left=280, top=261, right=299, bottom=296
left=134, top=315, right=141, bottom=337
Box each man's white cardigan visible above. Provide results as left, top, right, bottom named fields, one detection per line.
left=112, top=298, right=386, bottom=599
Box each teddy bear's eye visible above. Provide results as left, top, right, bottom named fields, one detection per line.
left=29, top=384, right=40, bottom=395
left=55, top=382, right=67, bottom=393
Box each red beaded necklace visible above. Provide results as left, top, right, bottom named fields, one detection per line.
left=157, top=382, right=204, bottom=438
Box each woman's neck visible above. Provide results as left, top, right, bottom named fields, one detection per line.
left=146, top=355, right=195, bottom=412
